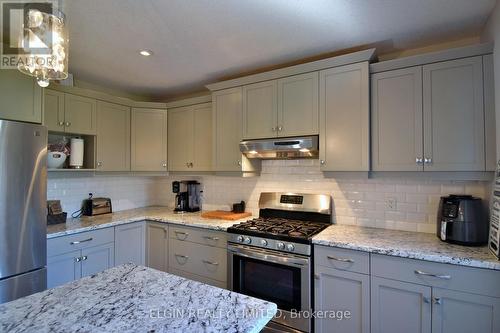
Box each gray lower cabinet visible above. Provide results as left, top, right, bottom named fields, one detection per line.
left=315, top=265, right=370, bottom=333
left=47, top=250, right=82, bottom=289
left=146, top=222, right=169, bottom=272
left=114, top=222, right=146, bottom=266
left=432, top=288, right=500, bottom=333
left=371, top=276, right=432, bottom=333
left=80, top=243, right=115, bottom=278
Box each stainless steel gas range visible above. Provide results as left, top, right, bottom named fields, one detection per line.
left=227, top=192, right=332, bottom=333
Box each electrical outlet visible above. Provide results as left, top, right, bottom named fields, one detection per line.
left=385, top=197, right=397, bottom=211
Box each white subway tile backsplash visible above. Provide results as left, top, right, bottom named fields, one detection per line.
left=48, top=160, right=491, bottom=234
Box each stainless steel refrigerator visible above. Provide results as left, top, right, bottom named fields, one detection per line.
left=0, top=120, right=47, bottom=303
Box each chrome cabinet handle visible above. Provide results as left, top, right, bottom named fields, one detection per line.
left=237, top=161, right=242, bottom=166
left=424, top=158, right=432, bottom=164
left=75, top=257, right=82, bottom=262
left=314, top=274, right=320, bottom=280
left=190, top=162, right=194, bottom=168
left=278, top=126, right=283, bottom=132
left=202, top=259, right=219, bottom=266
left=320, top=160, right=325, bottom=165
left=175, top=254, right=188, bottom=259
left=70, top=238, right=93, bottom=245
left=203, top=236, right=219, bottom=241
left=97, top=162, right=103, bottom=167
left=161, top=162, right=167, bottom=168
left=414, top=270, right=451, bottom=280
left=271, top=127, right=276, bottom=132
left=58, top=121, right=64, bottom=126
left=423, top=297, right=431, bottom=304
left=65, top=122, right=71, bottom=127
left=327, top=255, right=354, bottom=263
left=433, top=297, right=442, bottom=305
left=175, top=231, right=189, bottom=239
left=416, top=157, right=423, bottom=164
left=81, top=255, right=88, bottom=261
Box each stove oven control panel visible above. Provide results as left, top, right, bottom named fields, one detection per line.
left=228, top=234, right=310, bottom=256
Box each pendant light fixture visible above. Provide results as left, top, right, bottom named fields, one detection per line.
left=17, top=7, right=68, bottom=87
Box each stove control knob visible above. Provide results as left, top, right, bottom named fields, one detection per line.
left=244, top=236, right=252, bottom=244
left=277, top=242, right=285, bottom=250
left=260, top=239, right=268, bottom=246
left=286, top=244, right=295, bottom=252
left=237, top=235, right=244, bottom=243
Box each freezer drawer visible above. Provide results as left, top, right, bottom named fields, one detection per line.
left=0, top=267, right=46, bottom=304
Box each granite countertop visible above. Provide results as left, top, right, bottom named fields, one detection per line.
left=313, top=225, right=500, bottom=271
left=0, top=264, right=277, bottom=333
left=47, top=206, right=247, bottom=239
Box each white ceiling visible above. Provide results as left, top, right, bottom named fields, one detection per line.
left=63, top=0, right=496, bottom=99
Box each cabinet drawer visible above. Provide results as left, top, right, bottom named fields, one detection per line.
left=169, top=225, right=227, bottom=249
left=315, top=245, right=370, bottom=274
left=169, top=238, right=227, bottom=283
left=371, top=254, right=500, bottom=298
left=47, top=228, right=114, bottom=257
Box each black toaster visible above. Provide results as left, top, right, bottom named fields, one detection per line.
left=82, top=196, right=112, bottom=216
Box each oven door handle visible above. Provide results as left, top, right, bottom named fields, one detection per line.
left=228, top=245, right=309, bottom=267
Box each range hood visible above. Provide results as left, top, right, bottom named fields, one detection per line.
left=240, top=135, right=319, bottom=159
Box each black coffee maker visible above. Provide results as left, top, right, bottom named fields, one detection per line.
left=172, top=181, right=201, bottom=212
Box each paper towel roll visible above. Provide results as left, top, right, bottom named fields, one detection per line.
left=69, top=138, right=84, bottom=168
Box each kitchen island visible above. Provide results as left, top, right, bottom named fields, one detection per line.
left=0, top=264, right=277, bottom=333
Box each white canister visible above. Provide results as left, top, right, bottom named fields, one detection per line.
left=69, top=138, right=84, bottom=168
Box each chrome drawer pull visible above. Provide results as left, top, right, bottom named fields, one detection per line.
left=203, top=236, right=219, bottom=241
left=70, top=238, right=93, bottom=245
left=414, top=270, right=451, bottom=280
left=202, top=260, right=219, bottom=266
left=175, top=231, right=188, bottom=236
left=175, top=254, right=189, bottom=259
left=327, top=255, right=354, bottom=263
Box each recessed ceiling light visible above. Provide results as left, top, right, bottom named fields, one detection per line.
left=139, top=50, right=153, bottom=56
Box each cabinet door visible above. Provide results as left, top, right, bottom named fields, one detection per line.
left=96, top=101, right=130, bottom=171
left=277, top=72, right=319, bottom=137
left=0, top=70, right=42, bottom=123
left=168, top=106, right=194, bottom=171
left=131, top=108, right=168, bottom=171
left=43, top=89, right=65, bottom=131
left=432, top=288, right=500, bottom=333
left=192, top=103, right=212, bottom=171
left=319, top=62, right=369, bottom=171
left=213, top=88, right=243, bottom=171
left=372, top=67, right=424, bottom=171
left=47, top=250, right=82, bottom=288
left=371, top=276, right=431, bottom=333
left=64, top=94, right=97, bottom=135
left=242, top=80, right=278, bottom=139
left=423, top=56, right=485, bottom=171
left=114, top=222, right=146, bottom=266
left=146, top=223, right=168, bottom=272
left=315, top=265, right=370, bottom=333
left=81, top=243, right=115, bottom=278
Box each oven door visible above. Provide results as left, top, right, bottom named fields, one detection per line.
left=228, top=243, right=311, bottom=332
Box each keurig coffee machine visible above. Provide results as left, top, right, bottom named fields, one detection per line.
left=172, top=180, right=201, bottom=212
left=437, top=194, right=488, bottom=246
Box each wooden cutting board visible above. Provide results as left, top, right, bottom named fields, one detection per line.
left=201, top=210, right=252, bottom=221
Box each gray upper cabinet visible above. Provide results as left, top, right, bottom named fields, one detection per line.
left=146, top=223, right=168, bottom=272
left=63, top=94, right=97, bottom=135
left=114, top=222, right=146, bottom=266
left=432, top=288, right=500, bottom=333
left=168, top=103, right=212, bottom=172
left=96, top=101, right=130, bottom=171
left=319, top=62, right=370, bottom=171
left=213, top=87, right=243, bottom=172
left=371, top=67, right=424, bottom=171
left=423, top=56, right=485, bottom=171
left=371, top=276, right=432, bottom=333
left=131, top=108, right=168, bottom=172
left=44, top=89, right=65, bottom=131
left=277, top=72, right=319, bottom=137
left=242, top=80, right=278, bottom=139
left=0, top=70, right=42, bottom=124
left=315, top=265, right=370, bottom=333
